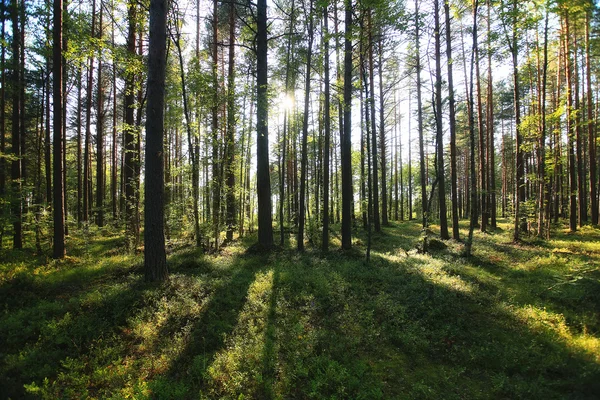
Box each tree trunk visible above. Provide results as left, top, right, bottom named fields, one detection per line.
left=256, top=0, right=273, bottom=249
left=298, top=2, right=314, bottom=251
left=322, top=3, right=331, bottom=251
left=586, top=12, right=597, bottom=226
left=144, top=0, right=168, bottom=281
left=0, top=0, right=6, bottom=238
left=415, top=0, right=427, bottom=242
left=212, top=0, right=221, bottom=249
left=96, top=4, right=105, bottom=227
left=563, top=12, right=577, bottom=232
left=434, top=0, right=449, bottom=240
left=512, top=0, right=525, bottom=241
left=367, top=10, right=380, bottom=233
left=475, top=15, right=486, bottom=233
left=11, top=0, right=22, bottom=249
left=225, top=0, right=236, bottom=242
left=341, top=0, right=353, bottom=250
left=378, top=36, right=388, bottom=227
left=124, top=0, right=139, bottom=248
left=487, top=0, right=496, bottom=229
left=445, top=0, right=459, bottom=240
left=172, top=11, right=201, bottom=248
left=83, top=0, right=96, bottom=223
left=53, top=0, right=65, bottom=258
left=465, top=0, right=479, bottom=257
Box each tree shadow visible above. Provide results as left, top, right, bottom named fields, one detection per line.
left=148, top=251, right=268, bottom=397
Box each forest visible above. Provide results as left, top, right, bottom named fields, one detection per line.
left=1, top=0, right=600, bottom=397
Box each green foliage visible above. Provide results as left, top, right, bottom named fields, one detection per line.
left=1, top=221, right=599, bottom=399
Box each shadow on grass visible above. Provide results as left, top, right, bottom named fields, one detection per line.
left=146, top=250, right=269, bottom=398
left=290, top=251, right=600, bottom=398
left=0, top=274, right=148, bottom=399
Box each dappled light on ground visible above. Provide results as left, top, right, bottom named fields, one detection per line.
left=1, top=221, right=599, bottom=399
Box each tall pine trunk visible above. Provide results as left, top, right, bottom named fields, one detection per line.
left=256, top=0, right=274, bottom=249
left=144, top=0, right=168, bottom=281
left=445, top=0, right=459, bottom=240
left=53, top=0, right=65, bottom=258
left=434, top=0, right=449, bottom=240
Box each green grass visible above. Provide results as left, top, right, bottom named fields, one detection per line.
left=1, top=220, right=599, bottom=399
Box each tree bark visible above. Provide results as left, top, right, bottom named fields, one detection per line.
left=445, top=0, right=459, bottom=240
left=298, top=2, right=314, bottom=251
left=11, top=0, right=22, bottom=249
left=434, top=0, right=449, bottom=240
left=53, top=0, right=65, bottom=258
left=225, top=0, right=237, bottom=242
left=341, top=0, right=353, bottom=250
left=124, top=0, right=139, bottom=248
left=586, top=11, right=597, bottom=225
left=96, top=4, right=105, bottom=227
left=322, top=3, right=331, bottom=251
left=256, top=0, right=274, bottom=249
left=144, top=0, right=168, bottom=281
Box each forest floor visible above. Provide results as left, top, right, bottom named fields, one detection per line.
left=1, top=219, right=600, bottom=399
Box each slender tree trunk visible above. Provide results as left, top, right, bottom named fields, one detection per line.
left=367, top=10, right=380, bottom=232
left=111, top=7, right=118, bottom=222
left=84, top=0, right=96, bottom=223
left=76, top=67, right=82, bottom=225
left=124, top=0, right=139, bottom=248
left=45, top=59, right=51, bottom=205
left=53, top=0, right=65, bottom=258
left=415, top=0, right=427, bottom=246
left=445, top=0, right=459, bottom=240
left=172, top=13, right=201, bottom=247
left=512, top=0, right=525, bottom=241
left=378, top=36, right=388, bottom=226
left=563, top=12, right=577, bottom=232
left=322, top=3, right=331, bottom=251
left=408, top=91, right=412, bottom=220
left=487, top=0, right=496, bottom=229
left=256, top=0, right=273, bottom=249
left=97, top=4, right=105, bottom=227
left=341, top=0, right=353, bottom=250
left=225, top=0, right=236, bottom=242
left=573, top=31, right=586, bottom=226
left=586, top=12, right=597, bottom=225
left=475, top=16, right=486, bottom=232
left=434, top=0, right=449, bottom=240
left=212, top=0, right=221, bottom=249
left=0, top=0, right=6, bottom=246
left=144, top=0, right=168, bottom=281
left=298, top=3, right=314, bottom=251
left=537, top=11, right=549, bottom=237
left=11, top=0, right=22, bottom=249
left=465, top=0, right=479, bottom=257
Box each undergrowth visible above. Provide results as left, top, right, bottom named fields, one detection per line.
left=1, top=220, right=599, bottom=399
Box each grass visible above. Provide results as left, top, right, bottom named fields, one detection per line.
left=1, top=220, right=599, bottom=399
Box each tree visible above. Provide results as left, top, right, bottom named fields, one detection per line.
left=124, top=0, right=139, bottom=248
left=465, top=0, right=480, bottom=257
left=434, top=0, right=449, bottom=240
left=225, top=0, right=237, bottom=242
left=256, top=0, right=273, bottom=249
left=445, top=0, right=460, bottom=240
left=53, top=0, right=65, bottom=258
left=96, top=3, right=105, bottom=227
left=298, top=0, right=314, bottom=251
left=322, top=2, right=331, bottom=252
left=341, top=0, right=353, bottom=250
left=414, top=0, right=427, bottom=248
left=144, top=0, right=168, bottom=282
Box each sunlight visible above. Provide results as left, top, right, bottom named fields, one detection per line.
left=510, top=304, right=600, bottom=363
left=279, top=93, right=294, bottom=112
